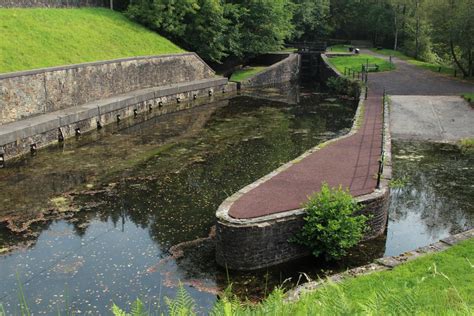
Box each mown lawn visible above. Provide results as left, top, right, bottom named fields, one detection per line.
left=327, top=54, right=394, bottom=74
left=230, top=66, right=267, bottom=82
left=211, top=238, right=474, bottom=315
left=370, top=48, right=466, bottom=78
left=327, top=44, right=352, bottom=53
left=0, top=8, right=184, bottom=73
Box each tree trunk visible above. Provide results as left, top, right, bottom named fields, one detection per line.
left=450, top=40, right=468, bottom=77
left=394, top=14, right=398, bottom=51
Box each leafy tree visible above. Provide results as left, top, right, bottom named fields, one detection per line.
left=290, top=0, right=331, bottom=41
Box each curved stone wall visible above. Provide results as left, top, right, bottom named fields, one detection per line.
left=215, top=58, right=392, bottom=270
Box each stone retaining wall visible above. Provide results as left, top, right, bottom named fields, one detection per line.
left=0, top=0, right=106, bottom=7
left=0, top=79, right=236, bottom=160
left=0, top=53, right=215, bottom=125
left=239, top=54, right=300, bottom=89
left=215, top=57, right=391, bottom=270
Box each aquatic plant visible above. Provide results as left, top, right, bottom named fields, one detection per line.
left=291, top=183, right=368, bottom=260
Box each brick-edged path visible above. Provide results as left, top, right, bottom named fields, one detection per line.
left=229, top=90, right=384, bottom=219
left=228, top=49, right=474, bottom=219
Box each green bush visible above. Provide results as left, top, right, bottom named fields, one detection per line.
left=326, top=76, right=361, bottom=99
left=292, top=183, right=368, bottom=260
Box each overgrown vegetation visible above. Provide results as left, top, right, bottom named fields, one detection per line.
left=0, top=8, right=184, bottom=73
left=126, top=0, right=296, bottom=62
left=112, top=238, right=474, bottom=315
left=457, top=138, right=474, bottom=155
left=326, top=76, right=361, bottom=99
left=229, top=66, right=266, bottom=82
left=291, top=183, right=368, bottom=260
left=327, top=54, right=394, bottom=74
left=463, top=93, right=474, bottom=104
left=372, top=48, right=462, bottom=77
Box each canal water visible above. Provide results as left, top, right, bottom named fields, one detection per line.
left=0, top=85, right=472, bottom=314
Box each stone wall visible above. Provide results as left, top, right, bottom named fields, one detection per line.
left=319, top=54, right=341, bottom=83
left=239, top=54, right=300, bottom=89
left=0, top=0, right=107, bottom=7
left=215, top=80, right=392, bottom=271
left=0, top=53, right=215, bottom=125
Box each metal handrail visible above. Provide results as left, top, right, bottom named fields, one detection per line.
left=376, top=89, right=386, bottom=189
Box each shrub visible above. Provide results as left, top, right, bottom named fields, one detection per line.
left=292, top=183, right=368, bottom=260
left=326, top=76, right=361, bottom=99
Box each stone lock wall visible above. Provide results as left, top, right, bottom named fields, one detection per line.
left=239, top=53, right=300, bottom=89
left=0, top=53, right=215, bottom=125
left=215, top=63, right=392, bottom=270
left=215, top=188, right=390, bottom=271
left=0, top=0, right=107, bottom=7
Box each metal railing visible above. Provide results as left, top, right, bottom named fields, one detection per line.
left=376, top=89, right=386, bottom=189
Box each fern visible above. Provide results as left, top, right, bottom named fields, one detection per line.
left=165, top=283, right=196, bottom=316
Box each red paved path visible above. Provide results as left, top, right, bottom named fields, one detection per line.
left=229, top=92, right=383, bottom=219
left=229, top=49, right=474, bottom=219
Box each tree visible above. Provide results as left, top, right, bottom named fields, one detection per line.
left=290, top=0, right=330, bottom=42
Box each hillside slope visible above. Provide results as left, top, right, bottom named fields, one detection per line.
left=0, top=8, right=185, bottom=73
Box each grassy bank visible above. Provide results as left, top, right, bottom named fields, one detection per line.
left=327, top=44, right=351, bottom=53
left=0, top=8, right=184, bottom=73
left=327, top=54, right=394, bottom=74
left=230, top=66, right=266, bottom=82
left=370, top=48, right=464, bottom=78
left=112, top=237, right=474, bottom=315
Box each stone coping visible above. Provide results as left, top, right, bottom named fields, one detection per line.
left=286, top=228, right=474, bottom=301
left=216, top=89, right=365, bottom=224
left=0, top=52, right=214, bottom=79
left=237, top=53, right=294, bottom=85
left=0, top=77, right=227, bottom=146
left=321, top=53, right=343, bottom=76
left=217, top=54, right=391, bottom=225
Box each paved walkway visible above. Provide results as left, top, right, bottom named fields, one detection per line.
left=228, top=50, right=474, bottom=219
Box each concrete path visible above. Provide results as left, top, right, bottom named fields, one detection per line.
left=391, top=96, right=473, bottom=142
left=228, top=50, right=474, bottom=219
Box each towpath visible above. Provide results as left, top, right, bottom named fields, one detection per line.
left=228, top=50, right=474, bottom=219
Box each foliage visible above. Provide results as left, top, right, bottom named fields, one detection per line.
left=110, top=239, right=474, bottom=315
left=229, top=66, right=266, bottom=82
left=0, top=8, right=184, bottom=74
left=463, top=93, right=474, bottom=104
left=326, top=76, right=361, bottom=99
left=126, top=0, right=295, bottom=62
left=291, top=183, right=367, bottom=260
left=290, top=0, right=330, bottom=41
left=112, top=299, right=147, bottom=316
left=457, top=138, right=474, bottom=155
left=165, top=284, right=196, bottom=316
left=389, top=176, right=409, bottom=188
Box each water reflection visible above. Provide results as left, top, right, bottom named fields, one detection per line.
left=2, top=89, right=471, bottom=314
left=0, top=85, right=358, bottom=314
left=385, top=141, right=473, bottom=256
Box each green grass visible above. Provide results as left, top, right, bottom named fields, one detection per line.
left=111, top=238, right=474, bottom=315
left=462, top=93, right=474, bottom=103
left=327, top=44, right=352, bottom=53
left=370, top=48, right=464, bottom=77
left=327, top=54, right=394, bottom=74
left=210, top=238, right=474, bottom=315
left=230, top=66, right=267, bottom=82
left=0, top=8, right=185, bottom=73
left=458, top=138, right=474, bottom=154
